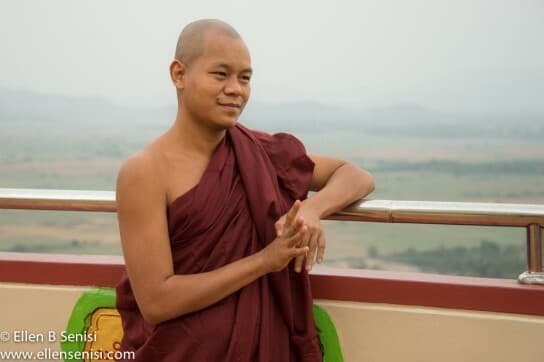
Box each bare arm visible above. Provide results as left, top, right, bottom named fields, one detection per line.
left=117, top=155, right=308, bottom=325
left=276, top=154, right=374, bottom=272
left=305, top=154, right=375, bottom=218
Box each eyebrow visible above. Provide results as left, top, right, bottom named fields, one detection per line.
left=212, top=62, right=253, bottom=74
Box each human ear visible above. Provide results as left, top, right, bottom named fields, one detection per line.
left=169, top=60, right=186, bottom=90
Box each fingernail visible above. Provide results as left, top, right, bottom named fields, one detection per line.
left=306, top=265, right=312, bottom=271
left=295, top=267, right=301, bottom=273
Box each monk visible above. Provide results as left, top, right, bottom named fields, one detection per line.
left=115, top=19, right=375, bottom=361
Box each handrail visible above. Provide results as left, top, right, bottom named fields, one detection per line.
left=0, top=188, right=116, bottom=212
left=1, top=187, right=543, bottom=285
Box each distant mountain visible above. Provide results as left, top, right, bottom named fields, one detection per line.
left=0, top=87, right=174, bottom=127
left=240, top=100, right=360, bottom=131
left=1, top=86, right=543, bottom=138
left=0, top=87, right=360, bottom=130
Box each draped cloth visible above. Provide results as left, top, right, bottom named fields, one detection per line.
left=116, top=123, right=323, bottom=361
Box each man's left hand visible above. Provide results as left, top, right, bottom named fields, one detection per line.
left=275, top=200, right=325, bottom=272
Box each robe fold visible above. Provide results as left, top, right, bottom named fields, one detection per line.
left=116, top=123, right=322, bottom=361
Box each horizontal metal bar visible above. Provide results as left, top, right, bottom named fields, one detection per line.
left=0, top=188, right=116, bottom=212
left=1, top=188, right=543, bottom=227
left=1, top=187, right=544, bottom=285
left=332, top=200, right=544, bottom=227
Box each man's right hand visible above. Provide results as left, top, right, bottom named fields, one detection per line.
left=260, top=200, right=309, bottom=273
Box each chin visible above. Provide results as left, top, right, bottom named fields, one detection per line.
left=220, top=113, right=241, bottom=127
left=223, top=119, right=239, bottom=129
left=208, top=117, right=238, bottom=131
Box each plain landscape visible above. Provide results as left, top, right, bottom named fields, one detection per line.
left=1, top=87, right=543, bottom=279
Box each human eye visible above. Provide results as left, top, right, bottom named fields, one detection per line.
left=211, top=71, right=227, bottom=78
left=240, top=74, right=251, bottom=83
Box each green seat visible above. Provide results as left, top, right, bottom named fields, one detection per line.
left=63, top=288, right=344, bottom=362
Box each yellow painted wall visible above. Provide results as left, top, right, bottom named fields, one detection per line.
left=317, top=299, right=544, bottom=362
left=1, top=283, right=543, bottom=362
left=0, top=283, right=90, bottom=359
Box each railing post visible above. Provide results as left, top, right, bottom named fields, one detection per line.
left=518, top=224, right=544, bottom=285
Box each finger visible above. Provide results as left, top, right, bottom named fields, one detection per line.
left=287, top=221, right=306, bottom=247
left=284, top=200, right=301, bottom=228
left=299, top=223, right=311, bottom=248
left=294, top=225, right=311, bottom=272
left=305, top=232, right=319, bottom=271
left=275, top=220, right=284, bottom=237
left=284, top=215, right=305, bottom=238
left=294, top=254, right=305, bottom=273
left=316, top=232, right=326, bottom=264
left=291, top=245, right=310, bottom=258
left=295, top=226, right=312, bottom=272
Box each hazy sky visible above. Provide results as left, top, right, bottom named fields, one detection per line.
left=1, top=0, right=543, bottom=114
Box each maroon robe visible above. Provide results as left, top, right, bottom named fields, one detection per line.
left=116, top=123, right=323, bottom=361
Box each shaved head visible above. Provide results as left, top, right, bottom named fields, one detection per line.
left=175, top=19, right=242, bottom=67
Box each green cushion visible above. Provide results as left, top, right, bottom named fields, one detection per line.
left=63, top=288, right=344, bottom=361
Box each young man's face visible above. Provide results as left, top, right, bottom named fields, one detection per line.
left=181, top=30, right=252, bottom=130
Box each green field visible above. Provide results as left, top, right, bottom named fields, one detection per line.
left=1, top=124, right=542, bottom=279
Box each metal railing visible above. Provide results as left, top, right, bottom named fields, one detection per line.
left=1, top=187, right=543, bottom=285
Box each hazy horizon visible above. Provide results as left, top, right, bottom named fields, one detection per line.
left=1, top=0, right=543, bottom=116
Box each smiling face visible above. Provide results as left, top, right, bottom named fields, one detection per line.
left=175, top=29, right=252, bottom=130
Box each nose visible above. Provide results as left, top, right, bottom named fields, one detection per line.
left=223, top=76, right=243, bottom=96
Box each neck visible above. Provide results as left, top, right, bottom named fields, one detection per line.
left=167, top=107, right=228, bottom=158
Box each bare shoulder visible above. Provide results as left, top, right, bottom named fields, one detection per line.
left=117, top=133, right=208, bottom=207
left=118, top=149, right=157, bottom=184
left=116, top=145, right=166, bottom=207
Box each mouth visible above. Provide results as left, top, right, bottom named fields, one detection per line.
left=218, top=103, right=242, bottom=109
